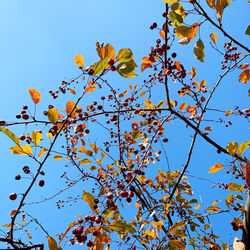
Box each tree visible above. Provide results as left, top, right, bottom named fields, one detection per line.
left=0, top=0, right=249, bottom=249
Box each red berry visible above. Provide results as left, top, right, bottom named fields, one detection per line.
left=108, top=59, right=114, bottom=66
left=81, top=234, right=87, bottom=242
left=87, top=240, right=93, bottom=247
left=76, top=226, right=83, bottom=235
left=15, top=175, right=21, bottom=180
left=93, top=230, right=98, bottom=236
left=90, top=215, right=96, bottom=222
left=95, top=216, right=101, bottom=224
left=38, top=180, right=45, bottom=187
left=9, top=193, right=17, bottom=200
left=238, top=224, right=244, bottom=229
left=129, top=191, right=134, bottom=198
left=107, top=192, right=113, bottom=200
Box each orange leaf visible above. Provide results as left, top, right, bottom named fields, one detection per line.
left=66, top=101, right=76, bottom=117
left=239, top=69, right=250, bottom=84
left=187, top=23, right=199, bottom=41
left=160, top=30, right=165, bottom=40
left=180, top=103, right=187, bottom=111
left=205, top=126, right=212, bottom=131
left=239, top=63, right=249, bottom=70
left=209, top=32, right=217, bottom=44
left=85, top=81, right=97, bottom=93
left=225, top=110, right=233, bottom=117
left=174, top=61, right=181, bottom=71
left=209, top=163, right=224, bottom=173
left=27, top=88, right=41, bottom=104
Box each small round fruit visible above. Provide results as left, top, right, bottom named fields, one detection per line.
left=81, top=234, right=87, bottom=242
left=38, top=180, right=45, bottom=187
left=238, top=224, right=244, bottom=229
left=95, top=216, right=101, bottom=224
left=9, top=193, right=17, bottom=201
left=15, top=175, right=21, bottom=180
left=107, top=192, right=113, bottom=200
left=87, top=240, right=93, bottom=247
left=93, top=230, right=99, bottom=236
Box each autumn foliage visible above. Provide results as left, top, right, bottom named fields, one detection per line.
left=0, top=0, right=250, bottom=250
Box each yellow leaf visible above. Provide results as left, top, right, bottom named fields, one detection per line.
left=206, top=206, right=221, bottom=212
left=180, top=103, right=187, bottom=111
left=59, top=221, right=78, bottom=245
left=80, top=159, right=91, bottom=165
left=239, top=69, right=250, bottom=84
left=115, top=48, right=133, bottom=63
left=65, top=101, right=76, bottom=116
left=69, top=88, right=76, bottom=95
left=194, top=204, right=200, bottom=210
left=10, top=145, right=32, bottom=155
left=170, top=240, right=186, bottom=250
left=85, top=81, right=97, bottom=93
left=140, top=91, right=146, bottom=97
left=238, top=141, right=250, bottom=154
left=151, top=221, right=163, bottom=232
left=82, top=190, right=99, bottom=213
left=209, top=163, right=224, bottom=173
left=109, top=220, right=136, bottom=233
left=31, top=131, right=42, bottom=146
left=96, top=159, right=102, bottom=164
left=216, top=0, right=232, bottom=19
left=47, top=236, right=62, bottom=250
left=79, top=147, right=93, bottom=156
left=0, top=127, right=20, bottom=146
left=227, top=182, right=244, bottom=192
left=74, top=54, right=84, bottom=67
left=90, top=144, right=99, bottom=153
left=89, top=165, right=98, bottom=171
left=239, top=63, right=249, bottom=70
left=53, top=155, right=63, bottom=160
left=48, top=108, right=58, bottom=125
left=46, top=132, right=53, bottom=140
left=38, top=148, right=48, bottom=157
left=105, top=43, right=115, bottom=60
left=212, top=200, right=221, bottom=206
left=27, top=88, right=41, bottom=104
left=226, top=142, right=238, bottom=156
left=209, top=32, right=217, bottom=44
left=101, top=152, right=107, bottom=159
left=175, top=23, right=198, bottom=43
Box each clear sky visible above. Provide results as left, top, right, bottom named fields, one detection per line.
left=0, top=0, right=249, bottom=249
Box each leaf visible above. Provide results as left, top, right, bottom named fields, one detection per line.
left=194, top=39, right=205, bottom=62
left=103, top=208, right=115, bottom=219
left=47, top=236, right=62, bottom=250
left=74, top=54, right=84, bottom=68
left=27, top=88, right=41, bottom=104
left=225, top=110, right=233, bottom=116
left=239, top=63, right=249, bottom=69
left=66, top=101, right=76, bottom=116
left=115, top=48, right=133, bottom=63
left=82, top=190, right=99, bottom=213
left=169, top=221, right=186, bottom=234
left=175, top=23, right=198, bottom=43
left=109, top=220, right=136, bottom=233
left=90, top=144, right=99, bottom=154
left=238, top=141, right=250, bottom=154
left=170, top=240, right=186, bottom=250
left=163, top=0, right=178, bottom=3
left=209, top=163, right=224, bottom=173
left=233, top=237, right=245, bottom=250
left=205, top=126, right=212, bottom=131
left=10, top=145, right=32, bottom=155
left=227, top=182, right=244, bottom=192
left=169, top=11, right=183, bottom=27
left=79, top=147, right=93, bottom=156
left=215, top=0, right=232, bottom=19
left=31, top=131, right=42, bottom=146
left=48, top=108, right=58, bottom=125
left=85, top=81, right=97, bottom=93
left=38, top=148, right=48, bottom=157
left=210, top=32, right=217, bottom=44
left=239, top=69, right=250, bottom=84
left=226, top=142, right=238, bottom=156
left=246, top=25, right=250, bottom=37
left=53, top=155, right=63, bottom=160
left=117, top=59, right=137, bottom=77
left=80, top=159, right=91, bottom=165
left=94, top=56, right=109, bottom=75
left=206, top=0, right=215, bottom=8
left=206, top=206, right=221, bottom=212
left=59, top=221, right=78, bottom=244
left=180, top=103, right=187, bottom=111
left=69, top=88, right=76, bottom=95
left=96, top=42, right=115, bottom=60
left=0, top=127, right=20, bottom=146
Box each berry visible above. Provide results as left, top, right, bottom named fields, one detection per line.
left=81, top=234, right=87, bottom=242
left=38, top=180, right=45, bottom=187
left=171, top=52, right=177, bottom=58
left=108, top=59, right=115, bottom=66
left=107, top=192, right=113, bottom=200
left=87, top=240, right=93, bottom=247
left=238, top=224, right=244, bottom=229
left=95, top=216, right=101, bottom=224
left=93, top=230, right=99, bottom=236
left=15, top=175, right=21, bottom=180
left=23, top=166, right=30, bottom=174
left=9, top=193, right=17, bottom=200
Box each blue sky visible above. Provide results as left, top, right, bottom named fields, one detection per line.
left=0, top=0, right=249, bottom=249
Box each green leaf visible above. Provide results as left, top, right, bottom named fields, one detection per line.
left=109, top=220, right=136, bottom=233
left=0, top=127, right=20, bottom=146
left=246, top=25, right=250, bottom=37
left=48, top=108, right=58, bottom=125
left=116, top=48, right=133, bottom=63
left=169, top=11, right=183, bottom=27
left=194, top=39, right=205, bottom=62
left=227, top=182, right=244, bottom=192
left=132, top=130, right=141, bottom=140
left=238, top=140, right=250, bottom=154
left=102, top=208, right=115, bottom=219
left=53, top=155, right=63, bottom=160
left=31, top=131, right=42, bottom=146
left=94, top=56, right=109, bottom=75
left=119, top=71, right=137, bottom=78
left=117, top=59, right=137, bottom=76
left=82, top=190, right=99, bottom=213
